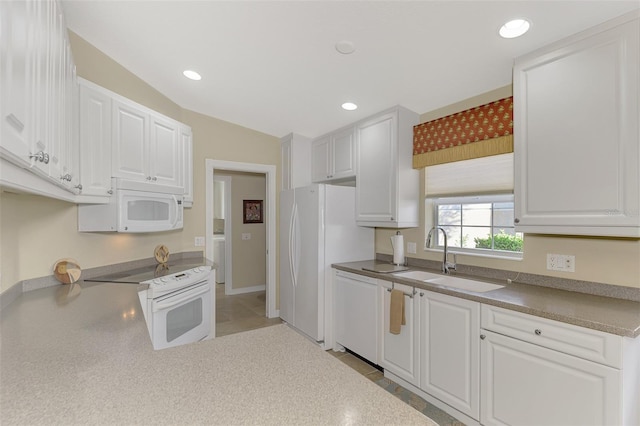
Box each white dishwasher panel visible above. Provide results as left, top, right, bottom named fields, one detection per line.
left=334, top=270, right=379, bottom=364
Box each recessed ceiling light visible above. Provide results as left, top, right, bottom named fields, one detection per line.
left=499, top=19, right=531, bottom=39
left=342, top=102, right=358, bottom=111
left=335, top=40, right=356, bottom=55
left=183, top=70, right=202, bottom=81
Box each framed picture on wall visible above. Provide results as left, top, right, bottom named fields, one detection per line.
left=243, top=200, right=263, bottom=224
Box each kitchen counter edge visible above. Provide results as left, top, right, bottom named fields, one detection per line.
left=332, top=261, right=640, bottom=338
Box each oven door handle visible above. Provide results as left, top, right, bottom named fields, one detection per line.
left=153, top=284, right=210, bottom=312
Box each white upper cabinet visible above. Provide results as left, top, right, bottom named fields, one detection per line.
left=311, top=126, right=356, bottom=183
left=514, top=12, right=640, bottom=237
left=355, top=106, right=419, bottom=228
left=0, top=0, right=33, bottom=168
left=149, top=115, right=181, bottom=187
left=78, top=79, right=113, bottom=197
left=112, top=100, right=150, bottom=182
left=0, top=0, right=79, bottom=195
left=281, top=133, right=311, bottom=190
left=180, top=125, right=193, bottom=207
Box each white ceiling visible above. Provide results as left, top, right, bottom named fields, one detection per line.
left=61, top=1, right=640, bottom=139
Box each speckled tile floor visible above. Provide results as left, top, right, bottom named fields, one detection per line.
left=328, top=351, right=465, bottom=426
left=218, top=285, right=465, bottom=425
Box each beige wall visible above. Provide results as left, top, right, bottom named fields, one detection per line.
left=0, top=32, right=279, bottom=293
left=215, top=171, right=267, bottom=290
left=375, top=85, right=640, bottom=289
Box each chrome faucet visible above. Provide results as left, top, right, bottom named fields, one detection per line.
left=426, top=227, right=457, bottom=274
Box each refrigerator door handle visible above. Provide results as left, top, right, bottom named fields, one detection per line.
left=292, top=203, right=300, bottom=286
left=289, top=203, right=297, bottom=288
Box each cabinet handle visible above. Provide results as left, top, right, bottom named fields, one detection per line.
left=514, top=218, right=520, bottom=224
left=534, top=329, right=542, bottom=336
left=60, top=174, right=72, bottom=182
left=5, top=113, right=25, bottom=132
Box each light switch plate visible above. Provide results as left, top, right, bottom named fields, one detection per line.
left=242, top=233, right=251, bottom=240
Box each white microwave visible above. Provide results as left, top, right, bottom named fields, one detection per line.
left=78, top=179, right=183, bottom=233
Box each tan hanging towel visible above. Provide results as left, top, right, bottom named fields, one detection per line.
left=389, top=289, right=406, bottom=335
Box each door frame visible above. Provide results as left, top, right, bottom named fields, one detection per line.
left=213, top=174, right=232, bottom=293
left=205, top=159, right=278, bottom=318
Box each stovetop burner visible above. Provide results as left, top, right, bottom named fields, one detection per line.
left=85, top=258, right=212, bottom=284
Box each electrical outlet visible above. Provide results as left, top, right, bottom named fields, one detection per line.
left=194, top=236, right=205, bottom=247
left=242, top=233, right=251, bottom=240
left=547, top=254, right=575, bottom=272
left=407, top=242, right=417, bottom=254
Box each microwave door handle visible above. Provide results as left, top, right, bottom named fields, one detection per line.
left=170, top=195, right=179, bottom=227
left=152, top=285, right=210, bottom=311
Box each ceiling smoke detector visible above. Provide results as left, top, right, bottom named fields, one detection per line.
left=335, top=40, right=356, bottom=55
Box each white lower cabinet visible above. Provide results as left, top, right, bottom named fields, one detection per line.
left=334, top=271, right=379, bottom=364
left=481, top=304, right=638, bottom=426
left=379, top=281, right=420, bottom=387
left=480, top=330, right=620, bottom=426
left=420, top=290, right=480, bottom=420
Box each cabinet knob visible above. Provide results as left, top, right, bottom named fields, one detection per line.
left=535, top=329, right=542, bottom=336
left=75, top=184, right=83, bottom=191
left=480, top=334, right=486, bottom=340
left=514, top=218, right=520, bottom=224
left=419, top=292, right=424, bottom=297
left=60, top=174, right=72, bottom=182
left=146, top=176, right=152, bottom=180
left=29, top=151, right=49, bottom=164
left=107, top=190, right=113, bottom=195
left=152, top=177, right=157, bottom=181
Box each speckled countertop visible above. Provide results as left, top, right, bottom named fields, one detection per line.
left=0, top=281, right=434, bottom=425
left=333, top=260, right=640, bottom=338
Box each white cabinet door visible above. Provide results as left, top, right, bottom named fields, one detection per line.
left=149, top=116, right=180, bottom=187
left=420, top=290, right=480, bottom=420
left=355, top=106, right=419, bottom=228
left=334, top=271, right=379, bottom=364
left=481, top=330, right=620, bottom=426
left=112, top=100, right=149, bottom=182
left=514, top=14, right=639, bottom=237
left=356, top=111, right=396, bottom=223
left=311, top=135, right=331, bottom=182
left=0, top=0, right=33, bottom=168
left=281, top=133, right=311, bottom=190
left=379, top=281, right=420, bottom=387
left=311, top=128, right=356, bottom=183
left=79, top=80, right=113, bottom=197
left=181, top=125, right=193, bottom=206
left=331, top=126, right=356, bottom=180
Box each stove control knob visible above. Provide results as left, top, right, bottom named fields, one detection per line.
left=161, top=278, right=168, bottom=283
left=153, top=279, right=161, bottom=285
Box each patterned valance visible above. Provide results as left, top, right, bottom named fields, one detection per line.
left=413, top=97, right=513, bottom=168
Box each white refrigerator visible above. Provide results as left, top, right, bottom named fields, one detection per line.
left=279, top=184, right=374, bottom=347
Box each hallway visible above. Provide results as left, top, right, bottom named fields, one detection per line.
left=215, top=284, right=282, bottom=337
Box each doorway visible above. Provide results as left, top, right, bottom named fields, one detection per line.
left=205, top=159, right=278, bottom=319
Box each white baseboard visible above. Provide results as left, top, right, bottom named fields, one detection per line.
left=225, top=284, right=265, bottom=295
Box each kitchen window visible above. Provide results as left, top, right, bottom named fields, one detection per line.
left=428, top=194, right=523, bottom=258
left=424, top=153, right=523, bottom=259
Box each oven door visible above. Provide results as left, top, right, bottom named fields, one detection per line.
left=150, top=280, right=211, bottom=350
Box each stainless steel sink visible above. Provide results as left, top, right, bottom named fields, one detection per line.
left=391, top=270, right=443, bottom=281
left=391, top=270, right=504, bottom=293
left=425, top=276, right=504, bottom=293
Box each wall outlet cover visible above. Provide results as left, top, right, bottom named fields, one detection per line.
left=194, top=236, right=205, bottom=247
